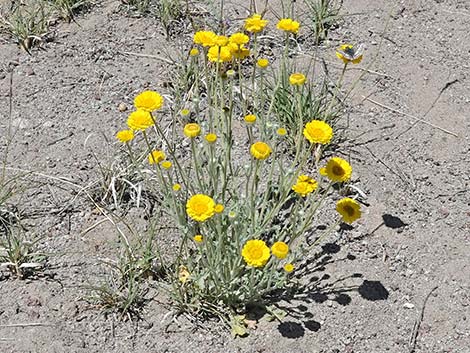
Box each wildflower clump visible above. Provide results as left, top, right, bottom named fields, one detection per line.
left=109, top=11, right=366, bottom=335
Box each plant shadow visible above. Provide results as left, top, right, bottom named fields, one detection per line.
left=268, top=239, right=390, bottom=338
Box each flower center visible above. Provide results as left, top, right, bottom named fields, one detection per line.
left=310, top=128, right=323, bottom=137
left=332, top=166, right=344, bottom=176
left=343, top=205, right=355, bottom=216
left=251, top=248, right=262, bottom=259
left=194, top=203, right=208, bottom=214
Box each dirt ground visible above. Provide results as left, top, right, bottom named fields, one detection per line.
left=0, top=0, right=469, bottom=352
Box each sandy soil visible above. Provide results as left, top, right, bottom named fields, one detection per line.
left=0, top=0, right=469, bottom=352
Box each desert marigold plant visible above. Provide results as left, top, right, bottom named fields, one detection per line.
left=110, top=12, right=366, bottom=335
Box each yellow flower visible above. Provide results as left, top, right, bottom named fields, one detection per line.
left=189, top=48, right=199, bottom=56
left=336, top=197, right=361, bottom=224
left=148, top=150, right=166, bottom=164
left=244, top=14, right=268, bottom=33
left=193, top=30, right=216, bottom=47
left=173, top=183, right=181, bottom=191
left=214, top=35, right=229, bottom=46
left=134, top=90, right=163, bottom=112
left=292, top=175, right=318, bottom=197
left=244, top=114, right=257, bottom=124
left=181, top=108, right=190, bottom=116
left=242, top=239, right=270, bottom=268
left=178, top=265, right=190, bottom=283
left=257, top=58, right=269, bottom=68
left=193, top=234, right=203, bottom=243
left=277, top=127, right=287, bottom=136
left=289, top=73, right=306, bottom=85
left=325, top=157, right=352, bottom=183
left=250, top=141, right=272, bottom=160
left=319, top=167, right=327, bottom=176
left=205, top=133, right=217, bottom=143
left=207, top=45, right=233, bottom=62
left=229, top=32, right=249, bottom=45
left=271, top=241, right=289, bottom=259
left=284, top=263, right=294, bottom=273
left=276, top=18, right=300, bottom=34
left=228, top=43, right=250, bottom=60
left=127, top=110, right=154, bottom=131
left=336, top=44, right=363, bottom=64
left=186, top=194, right=216, bottom=222
left=303, top=120, right=333, bottom=144
left=183, top=123, right=201, bottom=138
left=116, top=130, right=134, bottom=143
left=161, top=161, right=172, bottom=169
left=214, top=204, right=224, bottom=213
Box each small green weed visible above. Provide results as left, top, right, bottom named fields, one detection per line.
left=304, top=0, right=342, bottom=44
left=0, top=0, right=51, bottom=51
left=121, top=0, right=151, bottom=14
left=47, top=0, right=92, bottom=22
left=86, top=246, right=157, bottom=319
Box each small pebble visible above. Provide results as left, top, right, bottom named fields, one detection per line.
left=118, top=102, right=127, bottom=112
left=403, top=303, right=415, bottom=309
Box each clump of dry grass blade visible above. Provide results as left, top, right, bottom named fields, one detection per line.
left=0, top=0, right=52, bottom=51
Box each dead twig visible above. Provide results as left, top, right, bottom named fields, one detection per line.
left=364, top=146, right=413, bottom=188
left=363, top=96, right=459, bottom=137
left=0, top=322, right=53, bottom=328
left=409, top=286, right=439, bottom=353
left=119, top=51, right=174, bottom=65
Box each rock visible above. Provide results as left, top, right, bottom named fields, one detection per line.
left=118, top=102, right=127, bottom=112
left=43, top=121, right=54, bottom=129
left=403, top=302, right=415, bottom=309
left=24, top=66, right=35, bottom=76
left=11, top=118, right=29, bottom=129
